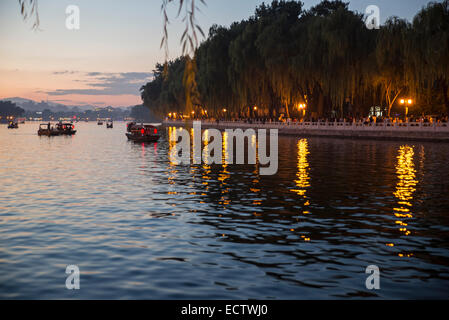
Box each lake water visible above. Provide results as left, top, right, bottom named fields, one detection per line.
left=1, top=122, right=448, bottom=299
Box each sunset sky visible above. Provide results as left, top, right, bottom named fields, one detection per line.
left=0, top=0, right=431, bottom=107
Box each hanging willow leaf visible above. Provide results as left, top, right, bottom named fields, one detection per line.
left=18, top=0, right=40, bottom=30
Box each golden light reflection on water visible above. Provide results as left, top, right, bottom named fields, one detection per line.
left=201, top=130, right=212, bottom=193
left=167, top=127, right=179, bottom=193
left=251, top=133, right=261, bottom=207
left=219, top=131, right=231, bottom=208
left=168, top=126, right=177, bottom=166
left=390, top=145, right=419, bottom=254
left=292, top=139, right=311, bottom=200
left=291, top=139, right=312, bottom=241
left=394, top=146, right=417, bottom=232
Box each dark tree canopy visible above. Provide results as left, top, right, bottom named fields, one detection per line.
left=141, top=0, right=449, bottom=119
left=0, top=101, right=25, bottom=118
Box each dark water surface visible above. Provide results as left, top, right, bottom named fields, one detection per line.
left=1, top=122, right=448, bottom=299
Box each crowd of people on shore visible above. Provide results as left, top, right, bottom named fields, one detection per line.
left=171, top=114, right=449, bottom=125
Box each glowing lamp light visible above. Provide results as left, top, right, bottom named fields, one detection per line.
left=399, top=98, right=413, bottom=117
left=141, top=129, right=145, bottom=134
left=223, top=109, right=227, bottom=112
left=154, top=129, right=157, bottom=134
left=253, top=106, right=258, bottom=111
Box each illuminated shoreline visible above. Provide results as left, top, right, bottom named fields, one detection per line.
left=163, top=120, right=449, bottom=142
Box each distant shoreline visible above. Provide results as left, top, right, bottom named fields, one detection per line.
left=163, top=120, right=449, bottom=143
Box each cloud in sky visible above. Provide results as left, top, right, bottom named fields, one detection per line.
left=47, top=71, right=153, bottom=96
left=52, top=70, right=78, bottom=75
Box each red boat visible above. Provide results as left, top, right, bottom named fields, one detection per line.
left=126, top=123, right=160, bottom=142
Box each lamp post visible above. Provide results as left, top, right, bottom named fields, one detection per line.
left=399, top=98, right=413, bottom=119
left=253, top=106, right=258, bottom=119
left=298, top=103, right=306, bottom=118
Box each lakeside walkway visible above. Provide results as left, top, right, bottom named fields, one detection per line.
left=163, top=120, right=449, bottom=142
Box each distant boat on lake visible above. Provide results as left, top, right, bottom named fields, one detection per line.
left=126, top=122, right=160, bottom=143
left=56, top=122, right=77, bottom=135
left=38, top=123, right=60, bottom=136
left=8, top=121, right=19, bottom=129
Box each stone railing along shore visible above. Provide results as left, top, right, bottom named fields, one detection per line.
left=163, top=120, right=449, bottom=142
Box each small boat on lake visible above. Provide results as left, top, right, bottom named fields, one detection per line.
left=127, top=122, right=137, bottom=132
left=8, top=121, right=19, bottom=129
left=97, top=118, right=103, bottom=125
left=56, top=122, right=77, bottom=135
left=126, top=123, right=160, bottom=143
left=38, top=123, right=61, bottom=136
left=106, top=120, right=113, bottom=128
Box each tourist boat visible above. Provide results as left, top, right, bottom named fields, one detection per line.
left=8, top=121, right=19, bottom=129
left=127, top=122, right=137, bottom=132
left=106, top=120, right=113, bottom=128
left=97, top=118, right=103, bottom=125
left=38, top=123, right=61, bottom=136
left=56, top=122, right=77, bottom=135
left=126, top=123, right=160, bottom=143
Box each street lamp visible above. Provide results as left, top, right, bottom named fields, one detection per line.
left=297, top=103, right=306, bottom=117
left=399, top=98, right=413, bottom=118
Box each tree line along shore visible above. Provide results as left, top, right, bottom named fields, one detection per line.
left=140, top=0, right=449, bottom=121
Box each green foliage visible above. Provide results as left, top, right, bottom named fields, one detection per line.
left=142, top=0, right=449, bottom=118
left=130, top=105, right=160, bottom=122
